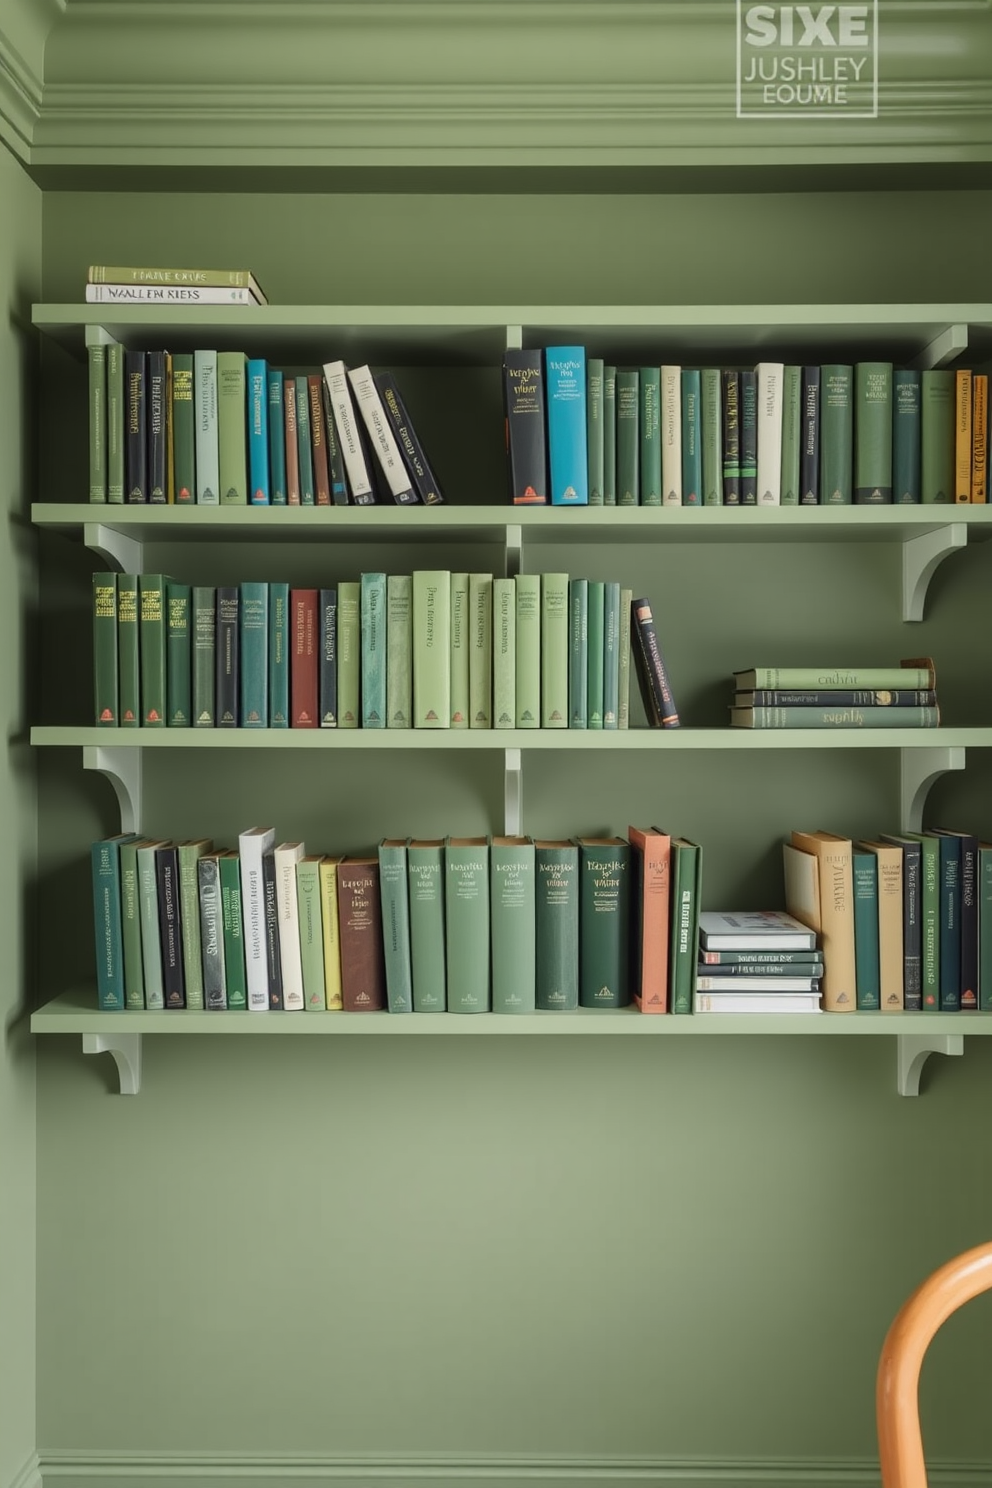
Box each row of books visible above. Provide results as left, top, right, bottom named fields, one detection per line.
left=729, top=660, right=940, bottom=730
left=92, top=828, right=704, bottom=1016
left=87, top=343, right=444, bottom=507
left=505, top=349, right=989, bottom=507
left=92, top=571, right=681, bottom=731
left=86, top=263, right=268, bottom=305
left=783, top=827, right=992, bottom=1013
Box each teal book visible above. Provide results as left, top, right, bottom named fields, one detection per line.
left=92, top=571, right=118, bottom=725
left=535, top=840, right=579, bottom=1009
left=247, top=357, right=270, bottom=504
left=819, top=364, right=854, bottom=504
left=491, top=836, right=536, bottom=1013
left=295, top=373, right=315, bottom=505
left=586, top=357, right=605, bottom=505
left=780, top=365, right=802, bottom=506
left=267, top=368, right=287, bottom=504
left=701, top=368, right=722, bottom=507
left=449, top=572, right=469, bottom=728
left=515, top=573, right=540, bottom=728
left=541, top=572, right=568, bottom=728
left=669, top=838, right=702, bottom=1015
left=493, top=577, right=516, bottom=729
left=378, top=840, right=414, bottom=1013
left=337, top=580, right=360, bottom=729
left=387, top=573, right=413, bottom=729
left=119, top=836, right=145, bottom=1010
left=980, top=844, right=992, bottom=1011
left=616, top=368, right=639, bottom=507
left=578, top=837, right=631, bottom=1008
left=638, top=366, right=661, bottom=506
left=92, top=833, right=137, bottom=1010
left=921, top=369, right=955, bottom=504
left=545, top=345, right=588, bottom=505
left=239, top=581, right=269, bottom=727
left=361, top=571, right=387, bottom=728
left=296, top=855, right=326, bottom=1010
left=408, top=839, right=446, bottom=1011
left=219, top=851, right=248, bottom=1011
left=853, top=846, right=881, bottom=1010
left=586, top=580, right=604, bottom=730
left=854, top=361, right=893, bottom=503
left=117, top=573, right=139, bottom=727
left=928, top=831, right=961, bottom=1012
left=445, top=837, right=490, bottom=1012
left=178, top=838, right=212, bottom=1011
left=893, top=369, right=922, bottom=504
left=680, top=368, right=702, bottom=506
left=166, top=580, right=191, bottom=727
left=603, top=365, right=617, bottom=506
left=192, top=586, right=216, bottom=727
left=137, top=839, right=168, bottom=1009
left=903, top=832, right=940, bottom=1010
left=568, top=577, right=588, bottom=729
left=602, top=581, right=620, bottom=730
left=268, top=581, right=290, bottom=727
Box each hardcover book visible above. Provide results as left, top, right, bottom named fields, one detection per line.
left=819, top=364, right=854, bottom=505
left=469, top=573, right=493, bottom=728
left=374, top=370, right=446, bottom=505
left=602, top=581, right=620, bottom=730
left=318, top=857, right=345, bottom=1010
left=319, top=586, right=338, bottom=728
left=178, top=837, right=212, bottom=1010
left=661, top=365, right=682, bottom=506
left=218, top=851, right=248, bottom=1011
left=878, top=833, right=923, bottom=1010
left=586, top=580, right=604, bottom=730
left=668, top=838, right=702, bottom=1015
left=603, top=365, right=617, bottom=505
left=721, top=369, right=741, bottom=505
left=701, top=368, right=722, bottom=506
left=535, top=840, right=579, bottom=1010
left=361, top=571, right=387, bottom=728
left=921, top=369, right=955, bottom=504
left=739, top=368, right=757, bottom=505
left=262, top=849, right=284, bottom=1009
left=166, top=581, right=191, bottom=727
left=145, top=349, right=168, bottom=503
left=215, top=586, right=239, bottom=728
left=92, top=571, right=118, bottom=725
left=307, top=373, right=331, bottom=505
left=780, top=365, right=801, bottom=506
left=854, top=361, right=894, bottom=504
left=638, top=365, right=660, bottom=506
left=786, top=831, right=856, bottom=1012
left=541, top=572, right=569, bottom=728
left=893, top=369, right=921, bottom=504
left=91, top=833, right=136, bottom=1010
left=349, top=364, right=418, bottom=504
left=239, top=826, right=276, bottom=1011
left=197, top=852, right=227, bottom=1010
left=800, top=365, right=820, bottom=505
left=545, top=346, right=588, bottom=505
left=294, top=373, right=315, bottom=504
left=954, top=368, right=973, bottom=505
left=407, top=839, right=446, bottom=1011
left=274, top=841, right=306, bottom=1010
left=413, top=570, right=451, bottom=729
left=268, top=581, right=290, bottom=727
left=514, top=573, right=540, bottom=729
left=124, top=348, right=147, bottom=503
left=267, top=368, right=286, bottom=504
left=247, top=357, right=270, bottom=504
left=490, top=837, right=536, bottom=1013
left=568, top=577, right=588, bottom=729
left=449, top=572, right=469, bottom=728
left=586, top=357, right=605, bottom=506
left=138, top=573, right=167, bottom=727
left=378, top=840, right=414, bottom=1013
left=296, top=855, right=327, bottom=1010
left=194, top=348, right=219, bottom=504
left=337, top=858, right=387, bottom=1011
left=697, top=910, right=817, bottom=950
left=387, top=574, right=412, bottom=729
left=631, top=596, right=680, bottom=727
left=628, top=825, right=671, bottom=1013
left=88, top=338, right=107, bottom=503
left=493, top=577, right=516, bottom=729
left=216, top=349, right=248, bottom=505
left=445, top=837, right=491, bottom=1012
left=156, top=843, right=185, bottom=1009
left=118, top=836, right=146, bottom=1009
left=755, top=362, right=784, bottom=505
left=578, top=837, right=631, bottom=1009
left=852, top=846, right=881, bottom=1010
left=106, top=341, right=125, bottom=504
left=337, top=581, right=360, bottom=729
left=137, top=839, right=169, bottom=1009
left=857, top=840, right=903, bottom=1010
left=290, top=588, right=318, bottom=729
left=680, top=367, right=702, bottom=506
left=323, top=360, right=374, bottom=505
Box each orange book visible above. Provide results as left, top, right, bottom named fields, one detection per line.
left=954, top=368, right=973, bottom=503
left=628, top=825, right=671, bottom=1012
left=972, top=373, right=988, bottom=503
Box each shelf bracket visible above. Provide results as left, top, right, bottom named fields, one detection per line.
left=902, top=522, right=967, bottom=622
left=504, top=747, right=523, bottom=836
left=897, top=1033, right=964, bottom=1097
left=82, top=1031, right=142, bottom=1094
left=899, top=745, right=965, bottom=834
left=84, top=522, right=143, bottom=574
left=83, top=745, right=143, bottom=834
left=911, top=323, right=968, bottom=372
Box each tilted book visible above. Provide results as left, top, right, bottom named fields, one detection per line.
left=323, top=359, right=374, bottom=505
left=198, top=853, right=227, bottom=1011
left=348, top=364, right=418, bottom=504
left=631, top=596, right=680, bottom=728
left=178, top=838, right=212, bottom=1010
left=296, top=855, right=327, bottom=1010
left=374, top=370, right=445, bottom=505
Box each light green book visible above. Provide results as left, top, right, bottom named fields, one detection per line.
left=119, top=836, right=145, bottom=1010
left=296, top=855, right=326, bottom=1010
left=661, top=365, right=682, bottom=505
left=469, top=573, right=492, bottom=728
left=586, top=357, right=604, bottom=505
left=819, top=363, right=854, bottom=505
left=587, top=579, right=604, bottom=730
left=568, top=577, right=588, bottom=729
left=449, top=571, right=469, bottom=728
left=921, top=369, right=955, bottom=504
left=337, top=580, right=360, bottom=728
left=541, top=572, right=568, bottom=728
left=138, top=573, right=167, bottom=727
left=106, top=341, right=125, bottom=504
left=493, top=577, right=516, bottom=729
left=413, top=569, right=450, bottom=729
left=166, top=580, right=191, bottom=727
left=515, top=573, right=540, bottom=728
left=378, top=840, right=413, bottom=1013
left=192, top=585, right=216, bottom=727
left=780, top=364, right=802, bottom=506
left=445, top=836, right=490, bottom=1013
left=386, top=573, right=412, bottom=728
left=88, top=339, right=107, bottom=502
left=178, top=838, right=212, bottom=1010
left=855, top=361, right=894, bottom=503
left=701, top=368, right=722, bottom=506
left=407, top=840, right=446, bottom=1011
left=137, top=839, right=170, bottom=1009
left=361, top=571, right=387, bottom=728
left=603, top=365, right=617, bottom=506
left=616, top=369, right=639, bottom=507
left=639, top=366, right=661, bottom=506
left=218, top=851, right=248, bottom=1011
left=618, top=587, right=632, bottom=730
left=602, top=581, right=620, bottom=730
left=491, top=836, right=536, bottom=1013
left=216, top=349, right=248, bottom=505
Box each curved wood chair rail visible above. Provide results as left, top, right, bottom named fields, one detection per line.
left=877, top=1241, right=992, bottom=1487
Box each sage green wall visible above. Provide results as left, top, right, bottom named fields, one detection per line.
left=34, top=187, right=992, bottom=1471
left=0, top=139, right=39, bottom=1488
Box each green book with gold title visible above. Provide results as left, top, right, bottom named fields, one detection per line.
left=578, top=837, right=631, bottom=1008
left=92, top=571, right=118, bottom=725
left=166, top=581, right=191, bottom=726
left=138, top=573, right=167, bottom=726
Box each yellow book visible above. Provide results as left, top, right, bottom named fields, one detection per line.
left=954, top=368, right=973, bottom=504
left=972, top=373, right=988, bottom=503
left=318, top=855, right=344, bottom=1011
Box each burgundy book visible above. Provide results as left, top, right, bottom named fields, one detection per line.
left=336, top=858, right=386, bottom=1011
left=290, top=588, right=318, bottom=728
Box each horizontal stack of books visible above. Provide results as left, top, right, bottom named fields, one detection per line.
left=730, top=659, right=939, bottom=729
left=694, top=910, right=823, bottom=1014
left=504, top=349, right=988, bottom=507
left=86, top=263, right=268, bottom=306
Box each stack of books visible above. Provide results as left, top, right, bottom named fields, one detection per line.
left=85, top=263, right=268, bottom=305
left=730, top=659, right=939, bottom=729
left=694, top=911, right=823, bottom=1014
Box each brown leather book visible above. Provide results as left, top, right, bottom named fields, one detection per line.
left=336, top=858, right=386, bottom=1011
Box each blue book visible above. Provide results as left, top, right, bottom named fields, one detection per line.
left=602, top=580, right=620, bottom=730
left=545, top=345, right=588, bottom=505
left=267, top=368, right=287, bottom=505
left=268, top=580, right=289, bottom=728
left=568, top=577, right=588, bottom=728
left=247, top=358, right=270, bottom=505
left=361, top=572, right=386, bottom=729
left=91, top=833, right=137, bottom=1010
left=681, top=369, right=702, bottom=506
left=852, top=846, right=881, bottom=1010
left=928, top=830, right=961, bottom=1011
left=295, top=374, right=315, bottom=505
left=239, top=581, right=269, bottom=728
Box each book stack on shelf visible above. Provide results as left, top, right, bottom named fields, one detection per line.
left=730, top=659, right=939, bottom=729
left=694, top=911, right=823, bottom=1014
left=93, top=571, right=680, bottom=732
left=504, top=348, right=989, bottom=508
left=86, top=264, right=268, bottom=306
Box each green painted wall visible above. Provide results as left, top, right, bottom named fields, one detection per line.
left=33, top=186, right=992, bottom=1472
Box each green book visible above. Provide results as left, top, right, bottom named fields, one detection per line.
left=361, top=571, right=387, bottom=729
left=378, top=839, right=413, bottom=1013
left=239, top=581, right=268, bottom=727
left=216, top=349, right=248, bottom=505
left=178, top=838, right=212, bottom=1010
left=88, top=339, right=107, bottom=502
left=116, top=573, right=140, bottom=726
left=893, top=369, right=922, bottom=504
left=469, top=573, right=492, bottom=728
left=491, top=836, right=536, bottom=1013
left=268, top=581, right=289, bottom=728
left=701, top=368, right=723, bottom=507
left=337, top=580, right=360, bottom=729
left=616, top=369, right=640, bottom=506
left=854, top=361, right=893, bottom=503
left=198, top=853, right=227, bottom=1010
left=296, top=855, right=326, bottom=1010
left=586, top=579, right=605, bottom=730
left=387, top=573, right=412, bottom=729
left=617, top=587, right=632, bottom=731
left=639, top=366, right=661, bottom=506
left=412, top=569, right=450, bottom=729
left=449, top=571, right=469, bottom=728
left=669, top=837, right=702, bottom=1015
left=219, top=851, right=248, bottom=1011
left=106, top=341, right=125, bottom=504
left=138, top=573, right=167, bottom=727
left=852, top=846, right=882, bottom=1010
left=166, top=580, right=191, bottom=727
left=493, top=577, right=516, bottom=729
left=192, top=586, right=216, bottom=726
left=171, top=352, right=196, bottom=503
left=661, top=365, right=683, bottom=505
left=91, top=833, right=136, bottom=1009
left=137, top=838, right=169, bottom=1009
left=92, top=571, right=118, bottom=725
left=407, top=840, right=447, bottom=1012
left=680, top=368, right=702, bottom=506
left=578, top=837, right=631, bottom=1008
left=445, top=836, right=490, bottom=1013
left=541, top=572, right=568, bottom=728
left=119, top=836, right=145, bottom=1010
left=980, top=844, right=992, bottom=1012
left=819, top=363, right=854, bottom=504
left=603, top=365, right=617, bottom=506
left=602, top=580, right=620, bottom=730
left=780, top=364, right=801, bottom=506
left=515, top=573, right=540, bottom=728
left=535, top=840, right=579, bottom=1010
left=586, top=357, right=605, bottom=505
left=568, top=577, right=588, bottom=729
left=921, top=369, right=955, bottom=503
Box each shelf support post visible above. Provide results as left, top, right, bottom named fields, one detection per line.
left=82, top=1031, right=142, bottom=1095
left=902, top=523, right=967, bottom=622
left=899, top=746, right=965, bottom=834
left=504, top=747, right=523, bottom=836
left=84, top=522, right=143, bottom=574
left=83, top=745, right=143, bottom=834
left=897, top=1033, right=964, bottom=1097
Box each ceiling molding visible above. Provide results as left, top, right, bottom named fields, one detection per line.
left=0, top=25, right=43, bottom=163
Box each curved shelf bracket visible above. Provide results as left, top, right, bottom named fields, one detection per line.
left=504, top=747, right=522, bottom=837
left=82, top=1031, right=142, bottom=1094
left=902, top=523, right=967, bottom=622
left=84, top=522, right=143, bottom=574
left=897, top=1033, right=964, bottom=1097
left=899, top=745, right=965, bottom=834
left=83, top=744, right=143, bottom=833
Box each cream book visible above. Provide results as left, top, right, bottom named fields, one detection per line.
left=786, top=831, right=856, bottom=1013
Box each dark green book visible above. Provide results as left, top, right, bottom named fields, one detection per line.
left=178, top=838, right=212, bottom=1010
left=921, top=369, right=955, bottom=503
left=219, top=851, right=248, bottom=1010
left=578, top=837, right=631, bottom=1008
left=491, top=836, right=536, bottom=1013
left=535, top=840, right=579, bottom=1010
left=445, top=836, right=490, bottom=1013
left=739, top=369, right=757, bottom=505
left=587, top=579, right=604, bottom=730
left=603, top=364, right=617, bottom=506
left=138, top=573, right=167, bottom=726
left=616, top=369, right=640, bottom=506
left=166, top=580, right=191, bottom=727
left=92, top=571, right=118, bottom=725
left=854, top=361, right=893, bottom=503
left=568, top=577, right=588, bottom=729
left=407, top=839, right=446, bottom=1011
left=893, top=369, right=921, bottom=504
left=269, top=581, right=290, bottom=728
left=721, top=369, right=741, bottom=505
left=378, top=839, right=413, bottom=1013
left=116, top=573, right=139, bottom=727
left=680, top=368, right=702, bottom=506
left=171, top=352, right=195, bottom=503
left=819, top=364, right=854, bottom=504
left=146, top=349, right=168, bottom=503
left=981, top=844, right=992, bottom=1011
left=669, top=838, right=702, bottom=1015
left=852, top=846, right=881, bottom=1010
left=638, top=366, right=661, bottom=506
left=780, top=365, right=801, bottom=506
left=586, top=357, right=604, bottom=506
left=239, top=581, right=268, bottom=728
left=932, top=829, right=979, bottom=1013
left=88, top=339, right=107, bottom=503
left=91, top=833, right=137, bottom=1010
left=192, top=585, right=216, bottom=727
left=215, top=586, right=239, bottom=729
left=106, top=341, right=125, bottom=504
left=701, top=368, right=722, bottom=507
left=879, top=832, right=923, bottom=1011
left=926, top=830, right=960, bottom=1011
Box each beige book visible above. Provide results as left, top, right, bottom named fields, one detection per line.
left=857, top=841, right=904, bottom=1011
left=789, top=830, right=856, bottom=1012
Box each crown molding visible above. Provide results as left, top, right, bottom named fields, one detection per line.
left=0, top=24, right=43, bottom=163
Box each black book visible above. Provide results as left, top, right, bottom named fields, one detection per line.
left=146, top=349, right=168, bottom=503
left=319, top=586, right=337, bottom=728
left=124, top=348, right=147, bottom=503
left=739, top=368, right=757, bottom=505
left=933, top=829, right=979, bottom=1012
left=374, top=369, right=445, bottom=505
left=320, top=379, right=349, bottom=506
left=800, top=365, right=820, bottom=505
left=630, top=596, right=680, bottom=729
left=502, top=350, right=548, bottom=505
left=262, top=849, right=283, bottom=1010
left=879, top=833, right=923, bottom=1011
left=156, top=844, right=185, bottom=1008
left=215, top=586, right=240, bottom=729
left=721, top=369, right=740, bottom=506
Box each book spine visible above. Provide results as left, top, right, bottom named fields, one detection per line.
left=934, top=833, right=961, bottom=1011
left=897, top=841, right=923, bottom=1011
left=267, top=368, right=286, bottom=504
left=955, top=368, right=974, bottom=504
left=146, top=350, right=167, bottom=503
left=156, top=845, right=185, bottom=1009
left=106, top=342, right=125, bottom=504
left=323, top=360, right=374, bottom=504
left=669, top=841, right=702, bottom=1014
left=734, top=705, right=939, bottom=728
left=283, top=377, right=300, bottom=505
left=661, top=365, right=682, bottom=506
left=374, top=370, right=445, bottom=505
left=742, top=664, right=934, bottom=690
left=274, top=843, right=305, bottom=1010
left=586, top=357, right=605, bottom=506
left=721, top=370, right=741, bottom=505
left=215, top=587, right=240, bottom=728
left=639, top=366, right=661, bottom=506
left=541, top=572, right=569, bottom=728
left=953, top=833, right=979, bottom=1011
left=194, top=349, right=219, bottom=504
left=514, top=573, right=540, bottom=728
left=294, top=375, right=314, bottom=504
left=698, top=949, right=824, bottom=967
left=874, top=845, right=904, bottom=1010
left=819, top=364, right=854, bottom=504
left=469, top=573, right=493, bottom=729
left=268, top=581, right=289, bottom=727
left=169, top=352, right=195, bottom=503
left=296, top=857, right=326, bottom=1010
left=91, top=837, right=127, bottom=1009
left=219, top=853, right=248, bottom=1009
left=568, top=578, right=588, bottom=729
left=921, top=369, right=955, bottom=504
left=492, top=578, right=516, bottom=729
left=853, top=848, right=881, bottom=1010
left=892, top=369, right=921, bottom=504
left=262, top=849, right=284, bottom=1009
left=308, top=373, right=331, bottom=506
left=118, top=838, right=145, bottom=1010
left=854, top=361, right=894, bottom=503
left=680, top=368, right=702, bottom=506
left=586, top=580, right=604, bottom=730
left=412, top=569, right=451, bottom=729
left=216, top=350, right=248, bottom=505
left=579, top=840, right=631, bottom=1008
left=92, top=572, right=118, bottom=725
left=85, top=283, right=260, bottom=304
left=165, top=581, right=191, bottom=727
left=321, top=380, right=349, bottom=505
left=629, top=828, right=671, bottom=1013
left=239, top=581, right=269, bottom=727
left=545, top=346, right=588, bottom=505
left=124, top=349, right=147, bottom=503
left=602, top=581, right=620, bottom=730
left=290, top=588, right=318, bottom=728
left=337, top=860, right=387, bottom=1011
left=742, top=688, right=935, bottom=708
left=779, top=365, right=801, bottom=506
left=449, top=572, right=470, bottom=728
left=361, top=571, right=387, bottom=728
left=319, top=586, right=338, bottom=728
left=603, top=365, right=617, bottom=506
left=88, top=340, right=107, bottom=503
left=535, top=843, right=579, bottom=1009
left=973, top=373, right=989, bottom=503
left=138, top=573, right=166, bottom=726
left=198, top=856, right=227, bottom=1010
left=615, top=369, right=640, bottom=507
left=179, top=841, right=210, bottom=1010
left=916, top=834, right=940, bottom=1010
left=617, top=587, right=632, bottom=730
left=631, top=597, right=680, bottom=727
left=800, top=365, right=820, bottom=504
left=318, top=859, right=344, bottom=1010
left=349, top=365, right=418, bottom=503
left=701, top=368, right=723, bottom=506
left=445, top=841, right=491, bottom=1012
left=981, top=846, right=992, bottom=1011
left=407, top=844, right=446, bottom=1011
left=88, top=264, right=264, bottom=292
left=337, top=581, right=361, bottom=728
left=491, top=839, right=536, bottom=1013
left=247, top=358, right=270, bottom=505
left=137, top=843, right=165, bottom=1009
left=755, top=361, right=784, bottom=505
left=387, top=574, right=413, bottom=729
left=378, top=842, right=414, bottom=1012
left=738, top=368, right=757, bottom=505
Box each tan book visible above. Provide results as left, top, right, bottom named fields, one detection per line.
left=955, top=367, right=973, bottom=504
left=973, top=373, right=988, bottom=504
left=856, top=841, right=904, bottom=1011
left=788, top=831, right=856, bottom=1012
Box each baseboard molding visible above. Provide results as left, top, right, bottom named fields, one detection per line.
left=6, top=1454, right=41, bottom=1488
left=33, top=1452, right=992, bottom=1488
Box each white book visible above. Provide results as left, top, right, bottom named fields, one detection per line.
left=661, top=364, right=682, bottom=506
left=694, top=991, right=822, bottom=1014
left=347, top=364, right=417, bottom=503
left=85, top=283, right=262, bottom=305
left=136, top=839, right=170, bottom=1010
left=695, top=974, right=821, bottom=993
left=322, top=359, right=374, bottom=504
left=239, top=826, right=276, bottom=1011
left=756, top=361, right=785, bottom=505
left=274, top=842, right=306, bottom=1010
left=697, top=909, right=818, bottom=950
left=194, top=349, right=219, bottom=505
